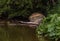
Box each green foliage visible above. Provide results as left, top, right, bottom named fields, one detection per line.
left=0, top=0, right=57, bottom=19
left=37, top=14, right=60, bottom=41
left=0, top=0, right=10, bottom=13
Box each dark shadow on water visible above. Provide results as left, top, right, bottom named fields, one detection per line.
left=0, top=25, right=39, bottom=41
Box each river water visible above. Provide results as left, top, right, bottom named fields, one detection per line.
left=0, top=25, right=39, bottom=41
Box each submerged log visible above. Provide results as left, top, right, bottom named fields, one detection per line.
left=0, top=12, right=45, bottom=29
left=0, top=22, right=37, bottom=29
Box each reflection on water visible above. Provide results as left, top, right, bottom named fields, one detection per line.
left=0, top=25, right=39, bottom=41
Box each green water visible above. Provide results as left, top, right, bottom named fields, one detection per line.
left=0, top=25, right=39, bottom=41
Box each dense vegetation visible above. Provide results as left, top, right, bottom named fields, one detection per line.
left=37, top=14, right=60, bottom=41
left=0, top=0, right=58, bottom=21
left=36, top=0, right=60, bottom=41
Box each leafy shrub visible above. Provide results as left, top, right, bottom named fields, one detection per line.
left=0, top=0, right=57, bottom=20
left=36, top=14, right=60, bottom=41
